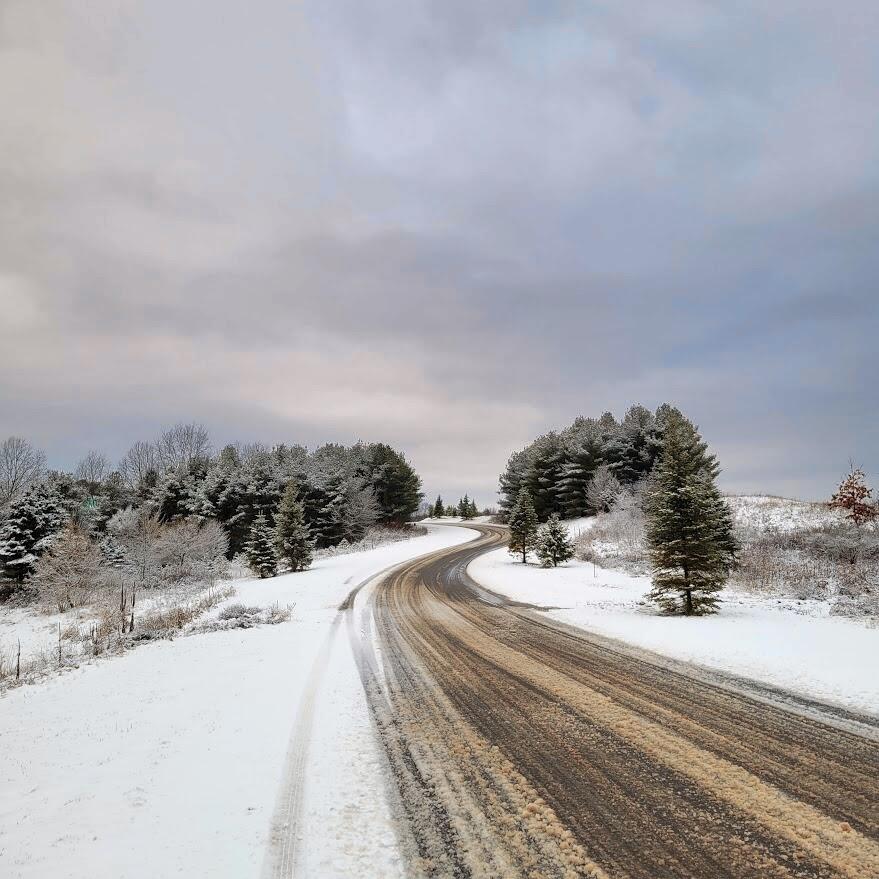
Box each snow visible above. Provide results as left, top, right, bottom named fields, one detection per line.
left=725, top=494, right=839, bottom=533
left=0, top=524, right=474, bottom=879
left=468, top=522, right=879, bottom=717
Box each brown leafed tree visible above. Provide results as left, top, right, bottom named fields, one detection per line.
left=829, top=466, right=876, bottom=528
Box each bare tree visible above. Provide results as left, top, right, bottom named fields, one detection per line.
left=118, top=441, right=160, bottom=488
left=155, top=423, right=212, bottom=472
left=74, top=449, right=111, bottom=485
left=158, top=518, right=228, bottom=583
left=32, top=524, right=105, bottom=612
left=0, top=436, right=46, bottom=507
left=107, top=506, right=163, bottom=591
left=343, top=480, right=380, bottom=541
left=586, top=465, right=623, bottom=514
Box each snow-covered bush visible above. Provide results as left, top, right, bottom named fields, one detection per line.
left=194, top=601, right=291, bottom=632
left=576, top=488, right=648, bottom=572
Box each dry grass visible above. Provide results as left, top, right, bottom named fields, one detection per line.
left=0, top=584, right=236, bottom=690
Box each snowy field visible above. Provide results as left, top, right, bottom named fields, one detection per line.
left=468, top=518, right=879, bottom=717
left=0, top=524, right=474, bottom=879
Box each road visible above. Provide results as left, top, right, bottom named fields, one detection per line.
left=349, top=524, right=879, bottom=879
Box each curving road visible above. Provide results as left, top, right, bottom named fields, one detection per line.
left=348, top=524, right=879, bottom=879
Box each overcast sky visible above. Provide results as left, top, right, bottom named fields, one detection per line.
left=1, top=1, right=877, bottom=504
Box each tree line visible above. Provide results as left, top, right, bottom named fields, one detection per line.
left=498, top=404, right=681, bottom=521
left=0, top=427, right=423, bottom=599
left=503, top=405, right=739, bottom=615
left=429, top=494, right=481, bottom=519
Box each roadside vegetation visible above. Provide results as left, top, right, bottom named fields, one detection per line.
left=499, top=405, right=878, bottom=618
left=0, top=427, right=424, bottom=686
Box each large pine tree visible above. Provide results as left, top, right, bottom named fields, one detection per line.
left=275, top=483, right=313, bottom=572
left=245, top=513, right=278, bottom=578
left=645, top=413, right=737, bottom=615
left=432, top=495, right=444, bottom=518
left=508, top=488, right=538, bottom=564
left=535, top=515, right=575, bottom=568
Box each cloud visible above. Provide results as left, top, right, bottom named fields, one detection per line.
left=1, top=0, right=877, bottom=504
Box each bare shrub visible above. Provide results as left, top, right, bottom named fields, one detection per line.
left=576, top=489, right=647, bottom=572
left=218, top=602, right=261, bottom=621
left=158, top=518, right=229, bottom=584
left=31, top=525, right=107, bottom=611
left=136, top=585, right=235, bottom=636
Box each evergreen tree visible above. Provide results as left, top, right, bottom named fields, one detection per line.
left=645, top=413, right=737, bottom=615
left=432, top=495, right=444, bottom=518
left=535, top=515, right=575, bottom=567
left=361, top=444, right=422, bottom=524
left=498, top=449, right=529, bottom=519
left=275, top=483, right=313, bottom=572
left=458, top=494, right=475, bottom=520
left=0, top=483, right=68, bottom=582
left=526, top=433, right=567, bottom=520
left=559, top=420, right=602, bottom=518
left=508, top=488, right=539, bottom=564
left=245, top=513, right=278, bottom=578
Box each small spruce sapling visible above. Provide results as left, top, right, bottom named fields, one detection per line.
left=535, top=515, right=575, bottom=568
left=275, top=483, right=313, bottom=572
left=507, top=488, right=538, bottom=564
left=245, top=513, right=278, bottom=578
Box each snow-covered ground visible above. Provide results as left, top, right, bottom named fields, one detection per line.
left=0, top=524, right=475, bottom=879
left=468, top=520, right=879, bottom=717
left=725, top=494, right=841, bottom=532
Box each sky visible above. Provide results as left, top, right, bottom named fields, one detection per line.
left=1, top=1, right=877, bottom=505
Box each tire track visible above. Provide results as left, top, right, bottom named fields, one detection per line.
left=262, top=615, right=342, bottom=879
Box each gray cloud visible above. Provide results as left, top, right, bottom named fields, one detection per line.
left=1, top=0, right=877, bottom=505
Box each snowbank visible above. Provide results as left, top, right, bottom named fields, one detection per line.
left=0, top=524, right=474, bottom=879
left=468, top=530, right=879, bottom=717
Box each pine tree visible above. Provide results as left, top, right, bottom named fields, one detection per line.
left=433, top=495, right=444, bottom=518
left=498, top=449, right=529, bottom=519
left=645, top=413, right=737, bottom=615
left=508, top=488, right=539, bottom=564
left=245, top=513, right=278, bottom=578
left=361, top=443, right=422, bottom=524
left=275, top=483, right=313, bottom=572
left=535, top=515, right=575, bottom=567
left=459, top=494, right=475, bottom=520
left=0, top=483, right=68, bottom=582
